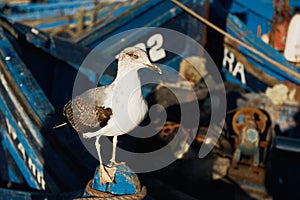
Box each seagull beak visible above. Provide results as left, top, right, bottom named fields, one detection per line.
left=145, top=63, right=162, bottom=74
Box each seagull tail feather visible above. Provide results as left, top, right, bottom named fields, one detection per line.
left=53, top=122, right=67, bottom=129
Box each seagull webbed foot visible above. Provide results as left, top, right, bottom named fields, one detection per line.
left=99, top=163, right=117, bottom=184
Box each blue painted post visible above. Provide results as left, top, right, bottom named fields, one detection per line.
left=83, top=164, right=147, bottom=199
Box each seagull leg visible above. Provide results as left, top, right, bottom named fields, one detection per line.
left=110, top=136, right=118, bottom=166
left=95, top=136, right=115, bottom=184
left=109, top=136, right=125, bottom=167
left=95, top=136, right=102, bottom=164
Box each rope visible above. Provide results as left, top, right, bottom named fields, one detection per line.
left=170, top=0, right=300, bottom=81
left=75, top=180, right=147, bottom=200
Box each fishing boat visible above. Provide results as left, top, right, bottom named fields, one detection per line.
left=7, top=1, right=126, bottom=39
left=0, top=0, right=211, bottom=198
left=2, top=0, right=95, bottom=22
left=0, top=0, right=299, bottom=199
left=0, top=16, right=99, bottom=195
left=218, top=0, right=300, bottom=93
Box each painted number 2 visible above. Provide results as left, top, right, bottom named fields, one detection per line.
left=134, top=33, right=166, bottom=62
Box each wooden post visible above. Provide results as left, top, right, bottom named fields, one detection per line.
left=76, top=9, right=85, bottom=35
left=90, top=3, right=102, bottom=28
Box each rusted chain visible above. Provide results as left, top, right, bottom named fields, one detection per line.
left=160, top=121, right=180, bottom=137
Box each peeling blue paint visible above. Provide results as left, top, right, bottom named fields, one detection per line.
left=92, top=165, right=140, bottom=195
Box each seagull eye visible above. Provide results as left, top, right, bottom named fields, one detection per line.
left=127, top=52, right=139, bottom=59
left=133, top=54, right=139, bottom=59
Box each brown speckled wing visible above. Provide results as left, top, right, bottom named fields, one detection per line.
left=63, top=95, right=112, bottom=133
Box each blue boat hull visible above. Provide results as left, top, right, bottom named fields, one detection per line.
left=0, top=0, right=207, bottom=195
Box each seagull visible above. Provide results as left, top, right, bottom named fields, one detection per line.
left=62, top=47, right=162, bottom=184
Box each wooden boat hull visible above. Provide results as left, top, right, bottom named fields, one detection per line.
left=0, top=0, right=206, bottom=194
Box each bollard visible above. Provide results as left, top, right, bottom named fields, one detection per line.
left=81, top=164, right=147, bottom=199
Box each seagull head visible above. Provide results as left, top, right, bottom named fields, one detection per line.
left=119, top=47, right=162, bottom=74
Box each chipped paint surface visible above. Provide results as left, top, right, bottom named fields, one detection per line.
left=0, top=73, right=44, bottom=148
left=92, top=164, right=141, bottom=195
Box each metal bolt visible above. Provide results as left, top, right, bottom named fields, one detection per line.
left=31, top=28, right=39, bottom=35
